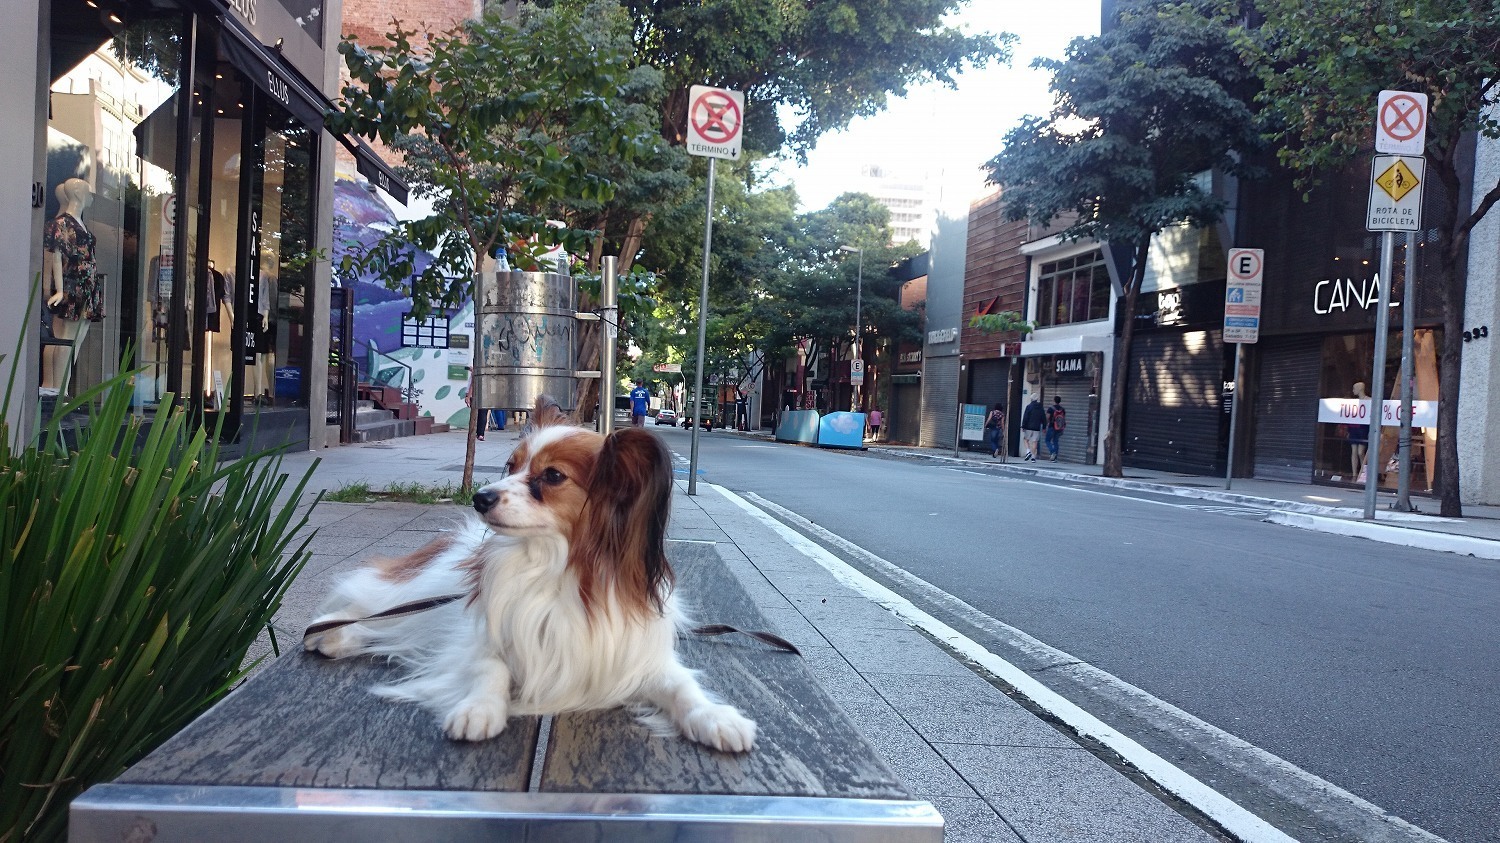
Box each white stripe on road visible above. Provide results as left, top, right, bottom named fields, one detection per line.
left=715, top=484, right=1446, bottom=843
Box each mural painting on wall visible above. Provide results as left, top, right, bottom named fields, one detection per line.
left=333, top=174, right=477, bottom=428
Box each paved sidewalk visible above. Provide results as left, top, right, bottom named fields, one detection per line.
left=249, top=430, right=1224, bottom=842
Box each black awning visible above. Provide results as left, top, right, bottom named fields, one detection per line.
left=338, top=135, right=411, bottom=205
left=218, top=16, right=410, bottom=205
left=217, top=17, right=326, bottom=131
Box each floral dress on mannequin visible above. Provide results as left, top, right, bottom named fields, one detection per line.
left=43, top=213, right=104, bottom=322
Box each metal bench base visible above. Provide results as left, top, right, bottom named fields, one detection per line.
left=72, top=783, right=943, bottom=842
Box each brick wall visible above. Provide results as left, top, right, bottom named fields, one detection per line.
left=335, top=0, right=486, bottom=173
left=961, top=189, right=1031, bottom=360
left=343, top=0, right=482, bottom=47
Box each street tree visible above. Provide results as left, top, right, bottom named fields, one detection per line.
left=634, top=159, right=799, bottom=403
left=1244, top=1, right=1500, bottom=517
left=985, top=0, right=1260, bottom=478
left=761, top=194, right=922, bottom=402
left=327, top=0, right=655, bottom=486
left=613, top=0, right=1014, bottom=159
left=515, top=0, right=1009, bottom=419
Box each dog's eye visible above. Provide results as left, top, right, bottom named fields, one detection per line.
left=541, top=467, right=566, bottom=485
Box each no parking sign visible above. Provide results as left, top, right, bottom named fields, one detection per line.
left=686, top=85, right=744, bottom=160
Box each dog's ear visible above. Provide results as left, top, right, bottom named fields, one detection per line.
left=570, top=428, right=674, bottom=618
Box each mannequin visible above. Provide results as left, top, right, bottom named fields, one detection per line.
left=41, top=178, right=103, bottom=396
left=201, top=260, right=231, bottom=408
left=1348, top=381, right=1369, bottom=478
left=254, top=271, right=276, bottom=403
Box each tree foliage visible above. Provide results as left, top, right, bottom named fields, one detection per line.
left=327, top=0, right=658, bottom=314
left=614, top=0, right=1015, bottom=158
left=985, top=0, right=1260, bottom=477
left=1243, top=0, right=1500, bottom=516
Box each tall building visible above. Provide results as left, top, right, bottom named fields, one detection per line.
left=855, top=165, right=935, bottom=248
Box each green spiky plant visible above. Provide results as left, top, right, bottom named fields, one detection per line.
left=0, top=300, right=318, bottom=841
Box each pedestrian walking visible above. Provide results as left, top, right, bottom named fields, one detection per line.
left=983, top=402, right=1005, bottom=458
left=1020, top=396, right=1045, bottom=462
left=629, top=380, right=651, bottom=427
left=1044, top=396, right=1066, bottom=461
left=464, top=367, right=489, bottom=441
left=868, top=407, right=883, bottom=440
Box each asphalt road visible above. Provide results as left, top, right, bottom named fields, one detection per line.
left=661, top=425, right=1500, bottom=843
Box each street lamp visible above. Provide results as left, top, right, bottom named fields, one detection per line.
left=838, top=245, right=864, bottom=412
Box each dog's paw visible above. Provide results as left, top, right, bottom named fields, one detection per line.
left=303, top=616, right=361, bottom=658
left=443, top=698, right=509, bottom=742
left=680, top=703, right=756, bottom=753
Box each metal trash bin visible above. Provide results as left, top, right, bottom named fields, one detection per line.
left=474, top=270, right=577, bottom=412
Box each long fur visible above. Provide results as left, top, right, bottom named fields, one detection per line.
left=304, top=422, right=756, bottom=752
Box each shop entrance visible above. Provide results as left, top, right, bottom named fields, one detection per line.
left=186, top=55, right=315, bottom=450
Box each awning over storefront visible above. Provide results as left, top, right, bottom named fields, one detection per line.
left=337, top=134, right=410, bottom=206
left=218, top=15, right=410, bottom=204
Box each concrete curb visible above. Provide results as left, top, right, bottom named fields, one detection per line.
left=1264, top=511, right=1500, bottom=560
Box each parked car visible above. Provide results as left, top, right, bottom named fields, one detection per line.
left=654, top=409, right=679, bottom=426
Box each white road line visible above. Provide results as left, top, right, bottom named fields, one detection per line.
left=952, top=468, right=1276, bottom=515
left=715, top=484, right=1446, bottom=843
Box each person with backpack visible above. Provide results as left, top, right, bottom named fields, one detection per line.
left=1019, top=397, right=1045, bottom=462
left=983, top=402, right=1005, bottom=459
left=1044, top=396, right=1067, bottom=461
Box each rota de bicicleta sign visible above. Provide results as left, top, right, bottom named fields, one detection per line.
left=686, top=85, right=745, bottom=160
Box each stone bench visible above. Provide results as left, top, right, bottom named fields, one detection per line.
left=70, top=542, right=942, bottom=841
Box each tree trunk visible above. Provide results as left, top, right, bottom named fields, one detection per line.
left=1102, top=237, right=1151, bottom=478
left=1437, top=218, right=1469, bottom=517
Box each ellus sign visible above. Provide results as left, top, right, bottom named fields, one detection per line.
left=686, top=85, right=745, bottom=160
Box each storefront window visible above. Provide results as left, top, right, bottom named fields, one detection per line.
left=45, top=16, right=185, bottom=410
left=1314, top=329, right=1440, bottom=491
left=1036, top=250, right=1111, bottom=327
left=251, top=108, right=315, bottom=411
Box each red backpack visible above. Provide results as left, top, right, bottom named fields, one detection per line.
left=1050, top=406, right=1066, bottom=431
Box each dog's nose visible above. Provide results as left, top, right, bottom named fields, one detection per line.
left=472, top=489, right=499, bottom=514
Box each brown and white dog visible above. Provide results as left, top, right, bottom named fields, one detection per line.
left=303, top=419, right=756, bottom=752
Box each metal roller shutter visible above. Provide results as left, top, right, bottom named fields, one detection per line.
left=921, top=357, right=960, bottom=449
left=1124, top=330, right=1227, bottom=475
left=1251, top=335, right=1321, bottom=482
left=1042, top=379, right=1094, bottom=465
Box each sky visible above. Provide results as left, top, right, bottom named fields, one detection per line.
left=766, top=1, right=1103, bottom=216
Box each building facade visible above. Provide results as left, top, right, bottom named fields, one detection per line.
left=4, top=0, right=403, bottom=452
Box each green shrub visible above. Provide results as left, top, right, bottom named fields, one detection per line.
left=0, top=369, right=316, bottom=841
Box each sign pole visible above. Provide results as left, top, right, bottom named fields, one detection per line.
left=1221, top=247, right=1264, bottom=490
left=688, top=156, right=715, bottom=496
left=1395, top=231, right=1417, bottom=511
left=1366, top=89, right=1427, bottom=518
left=683, top=84, right=744, bottom=496
left=1225, top=343, right=1243, bottom=490
left=1363, top=232, right=1395, bottom=519
left=599, top=256, right=618, bottom=438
